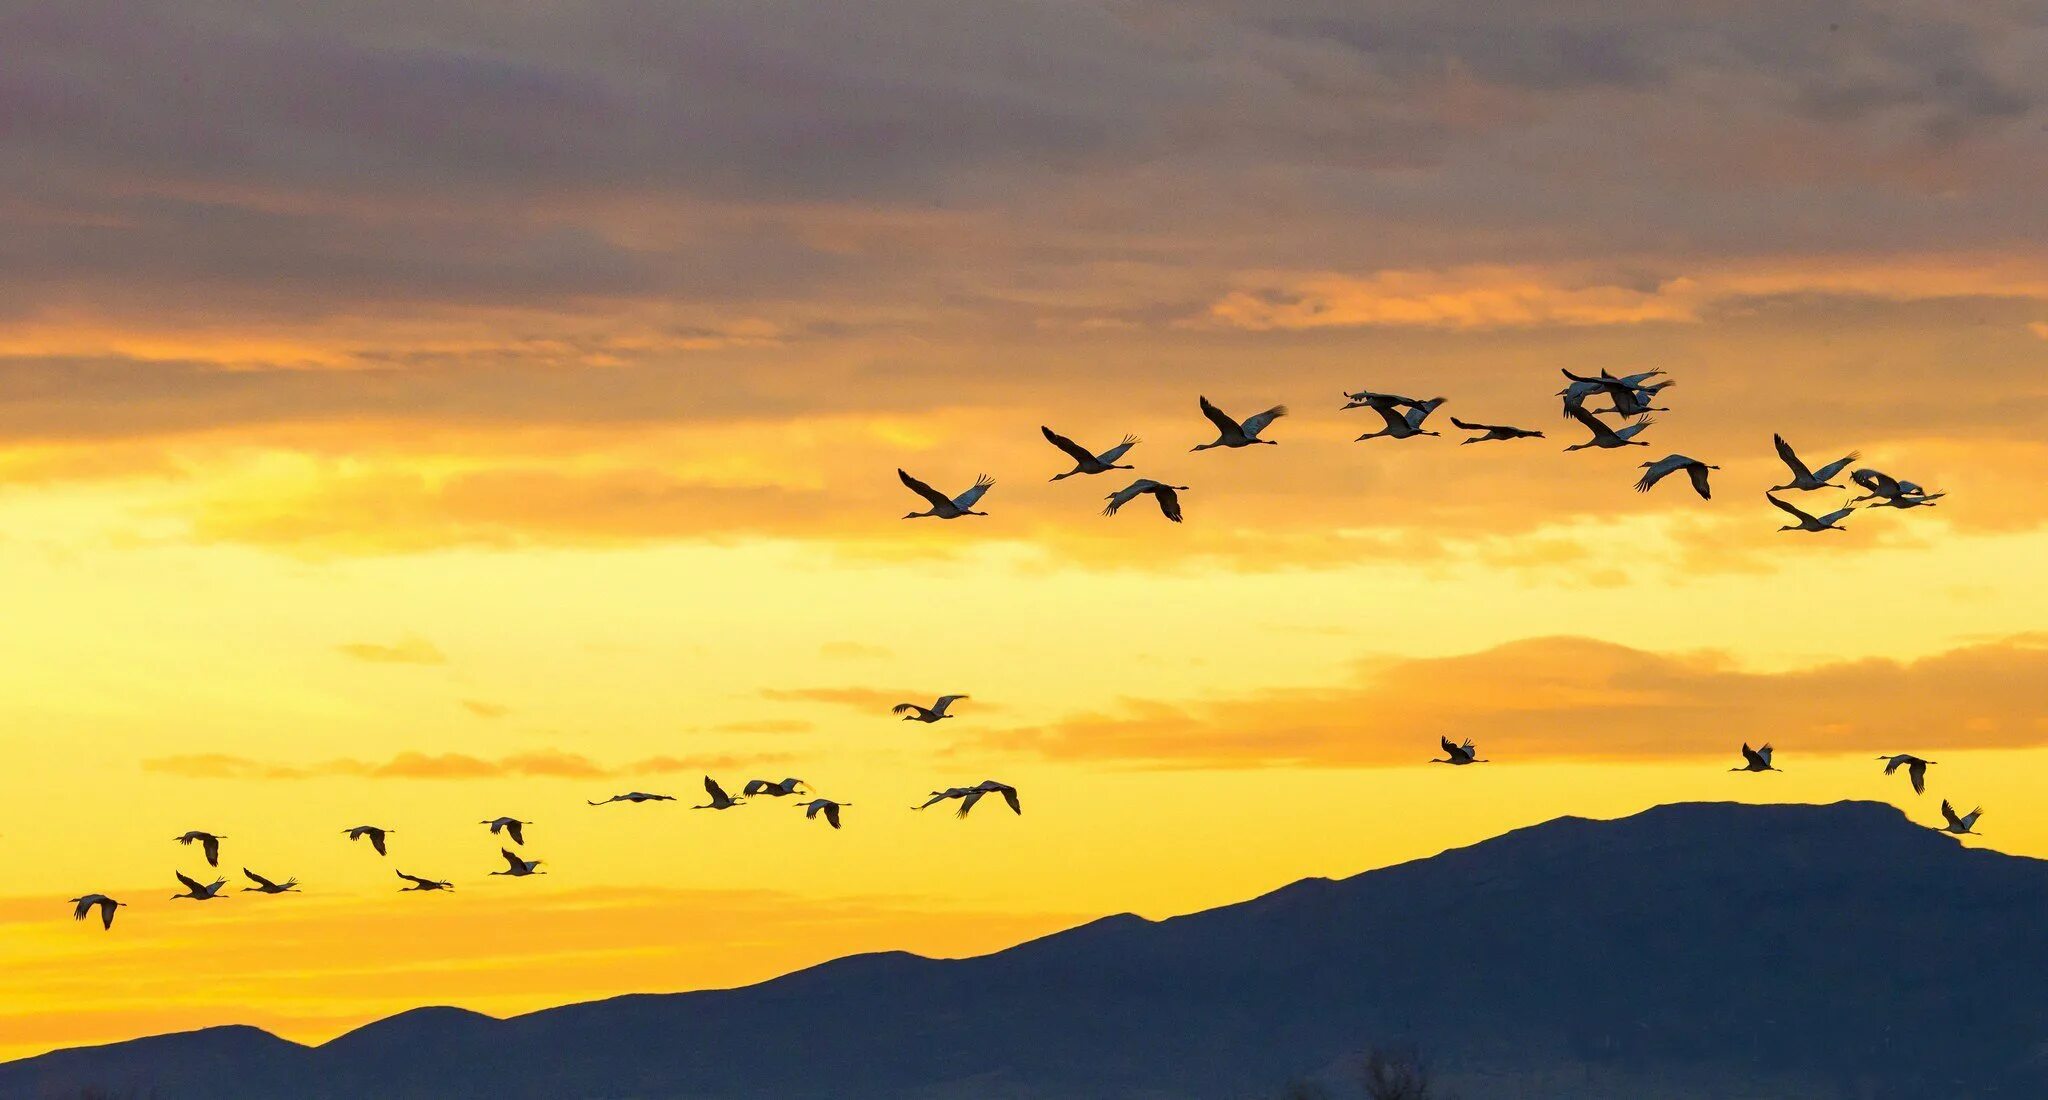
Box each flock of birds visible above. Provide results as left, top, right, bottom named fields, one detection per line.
left=69, top=368, right=1960, bottom=933
left=67, top=692, right=1017, bottom=930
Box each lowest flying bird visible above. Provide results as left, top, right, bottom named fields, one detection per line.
left=1041, top=427, right=1141, bottom=480
left=897, top=469, right=993, bottom=520
left=1103, top=478, right=1186, bottom=522
left=1192, top=396, right=1286, bottom=450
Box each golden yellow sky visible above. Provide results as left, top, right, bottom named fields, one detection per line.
left=3, top=0, right=2046, bottom=1063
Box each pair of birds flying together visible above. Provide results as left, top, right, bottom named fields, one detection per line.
left=915, top=780, right=1022, bottom=817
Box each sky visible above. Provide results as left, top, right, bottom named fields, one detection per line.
left=2, top=0, right=2047, bottom=1061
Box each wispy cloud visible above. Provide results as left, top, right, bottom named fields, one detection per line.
left=141, top=750, right=792, bottom=781
left=335, top=636, right=447, bottom=665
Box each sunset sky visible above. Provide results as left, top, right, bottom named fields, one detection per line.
left=4, top=0, right=2047, bottom=1061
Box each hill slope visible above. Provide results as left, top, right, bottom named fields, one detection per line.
left=7, top=801, right=2044, bottom=1099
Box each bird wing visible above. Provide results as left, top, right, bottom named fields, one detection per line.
left=587, top=796, right=617, bottom=805
left=1772, top=434, right=1813, bottom=481
left=1757, top=744, right=1774, bottom=766
left=1239, top=406, right=1287, bottom=438
left=1040, top=426, right=1097, bottom=465
left=202, top=836, right=220, bottom=865
left=500, top=848, right=524, bottom=871
left=896, top=469, right=954, bottom=510
left=1096, top=434, right=1140, bottom=465
left=1817, top=505, right=1856, bottom=526
left=957, top=789, right=987, bottom=817
left=743, top=780, right=770, bottom=795
left=823, top=803, right=842, bottom=829
left=1197, top=395, right=1240, bottom=435
left=1686, top=464, right=1713, bottom=500
left=97, top=898, right=117, bottom=928
left=704, top=775, right=730, bottom=801
left=1634, top=455, right=1684, bottom=492
left=1565, top=403, right=1618, bottom=440
left=1102, top=480, right=1147, bottom=516
left=1908, top=760, right=1927, bottom=795
left=782, top=778, right=808, bottom=793
left=1881, top=756, right=1904, bottom=775
left=915, top=791, right=951, bottom=810
left=932, top=694, right=968, bottom=714
left=998, top=785, right=1021, bottom=814
left=506, top=822, right=524, bottom=845
left=1153, top=485, right=1184, bottom=523
left=890, top=702, right=923, bottom=716
left=1740, top=743, right=1765, bottom=768
left=1440, top=735, right=1460, bottom=758
left=1765, top=493, right=1814, bottom=524
left=397, top=870, right=431, bottom=887
left=72, top=897, right=94, bottom=921
left=1612, top=416, right=1655, bottom=442
left=1941, top=801, right=1961, bottom=829
left=1812, top=452, right=1861, bottom=482
left=1852, top=468, right=1899, bottom=497
left=1449, top=417, right=1490, bottom=432
left=243, top=868, right=277, bottom=890
left=175, top=871, right=204, bottom=893
left=370, top=831, right=388, bottom=855
left=951, top=474, right=994, bottom=510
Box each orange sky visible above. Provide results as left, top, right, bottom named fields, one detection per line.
left=3, top=0, right=2046, bottom=1063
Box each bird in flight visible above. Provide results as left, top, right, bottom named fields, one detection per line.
left=70, top=894, right=125, bottom=930
left=1432, top=737, right=1487, bottom=765
left=491, top=849, right=544, bottom=877
left=1103, top=479, right=1187, bottom=522
left=588, top=791, right=676, bottom=805
left=1938, top=800, right=1982, bottom=835
left=480, top=817, right=531, bottom=846
left=171, top=871, right=228, bottom=901
left=1877, top=754, right=1934, bottom=795
left=1559, top=370, right=1669, bottom=419
left=796, top=798, right=850, bottom=829
left=1450, top=417, right=1544, bottom=444
left=694, top=776, right=744, bottom=810
left=397, top=870, right=454, bottom=892
left=743, top=778, right=810, bottom=798
left=916, top=780, right=1021, bottom=817
left=174, top=830, right=225, bottom=868
left=1766, top=493, right=1854, bottom=532
left=1041, top=427, right=1141, bottom=481
left=1635, top=454, right=1719, bottom=500
left=343, top=825, right=394, bottom=856
left=1340, top=389, right=1438, bottom=413
left=1562, top=405, right=1654, bottom=451
left=1352, top=400, right=1444, bottom=442
left=897, top=469, right=993, bottom=520
left=893, top=694, right=968, bottom=723
left=240, top=868, right=300, bottom=894
left=1850, top=469, right=1944, bottom=509
left=1770, top=434, right=1860, bottom=492
left=1192, top=396, right=1286, bottom=450
left=1731, top=743, right=1779, bottom=772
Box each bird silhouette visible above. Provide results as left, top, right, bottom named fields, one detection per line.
left=796, top=798, right=850, bottom=828
left=1635, top=454, right=1718, bottom=499
left=1042, top=427, right=1141, bottom=480
left=1850, top=468, right=1942, bottom=506
left=174, top=830, right=224, bottom=868
left=481, top=817, right=530, bottom=845
left=893, top=694, right=968, bottom=722
left=1450, top=417, right=1544, bottom=444
left=1562, top=405, right=1654, bottom=451
left=171, top=871, right=227, bottom=901
left=1731, top=743, right=1779, bottom=772
left=1771, top=434, right=1860, bottom=491
left=491, top=848, right=544, bottom=877
left=1353, top=400, right=1444, bottom=441
left=342, top=825, right=394, bottom=856
left=694, top=776, right=744, bottom=810
left=743, top=778, right=810, bottom=798
left=1192, top=396, right=1286, bottom=450
left=70, top=894, right=125, bottom=930
left=1103, top=479, right=1187, bottom=522
left=916, top=780, right=1020, bottom=817
left=1340, top=389, right=1438, bottom=412
left=240, top=868, right=299, bottom=894
left=1939, top=800, right=1982, bottom=835
left=898, top=469, right=993, bottom=519
left=1432, top=736, right=1487, bottom=765
left=588, top=791, right=676, bottom=805
left=396, top=870, right=454, bottom=892
left=1877, top=754, right=1934, bottom=795
left=1766, top=492, right=1854, bottom=532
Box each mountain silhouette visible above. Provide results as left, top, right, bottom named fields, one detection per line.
left=8, top=800, right=2044, bottom=1099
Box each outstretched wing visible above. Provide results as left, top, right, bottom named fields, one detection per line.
left=1940, top=800, right=1961, bottom=829
left=506, top=822, right=524, bottom=845
left=896, top=469, right=954, bottom=510
left=1197, top=395, right=1240, bottom=435
left=891, top=702, right=924, bottom=716
left=243, top=868, right=277, bottom=890
left=951, top=474, right=994, bottom=510
left=1765, top=493, right=1813, bottom=524
left=1239, top=406, right=1288, bottom=438
left=1103, top=479, right=1151, bottom=516
left=743, top=779, right=771, bottom=795
left=1881, top=756, right=1904, bottom=775
left=200, top=836, right=221, bottom=866
left=1565, top=403, right=1617, bottom=440
left=72, top=897, right=95, bottom=921
left=1740, top=743, right=1765, bottom=769
left=1634, top=455, right=1683, bottom=493
left=1612, top=416, right=1655, bottom=442
left=915, top=791, right=952, bottom=810
left=1851, top=468, right=1899, bottom=497
left=1096, top=434, right=1141, bottom=465
left=823, top=803, right=842, bottom=829
left=1686, top=464, right=1713, bottom=500
left=370, top=830, right=388, bottom=856
left=175, top=870, right=204, bottom=893
left=932, top=694, right=968, bottom=715
left=97, top=898, right=117, bottom=928
left=500, top=848, right=524, bottom=871
left=995, top=784, right=1021, bottom=815
left=1040, top=426, right=1097, bottom=465
left=1152, top=485, right=1184, bottom=523
left=956, top=789, right=987, bottom=817
left=1812, top=451, right=1861, bottom=482
left=1908, top=760, right=1927, bottom=795
left=704, top=775, right=730, bottom=802
left=1817, top=505, right=1856, bottom=526
left=396, top=870, right=433, bottom=888
left=1772, top=434, right=1812, bottom=481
